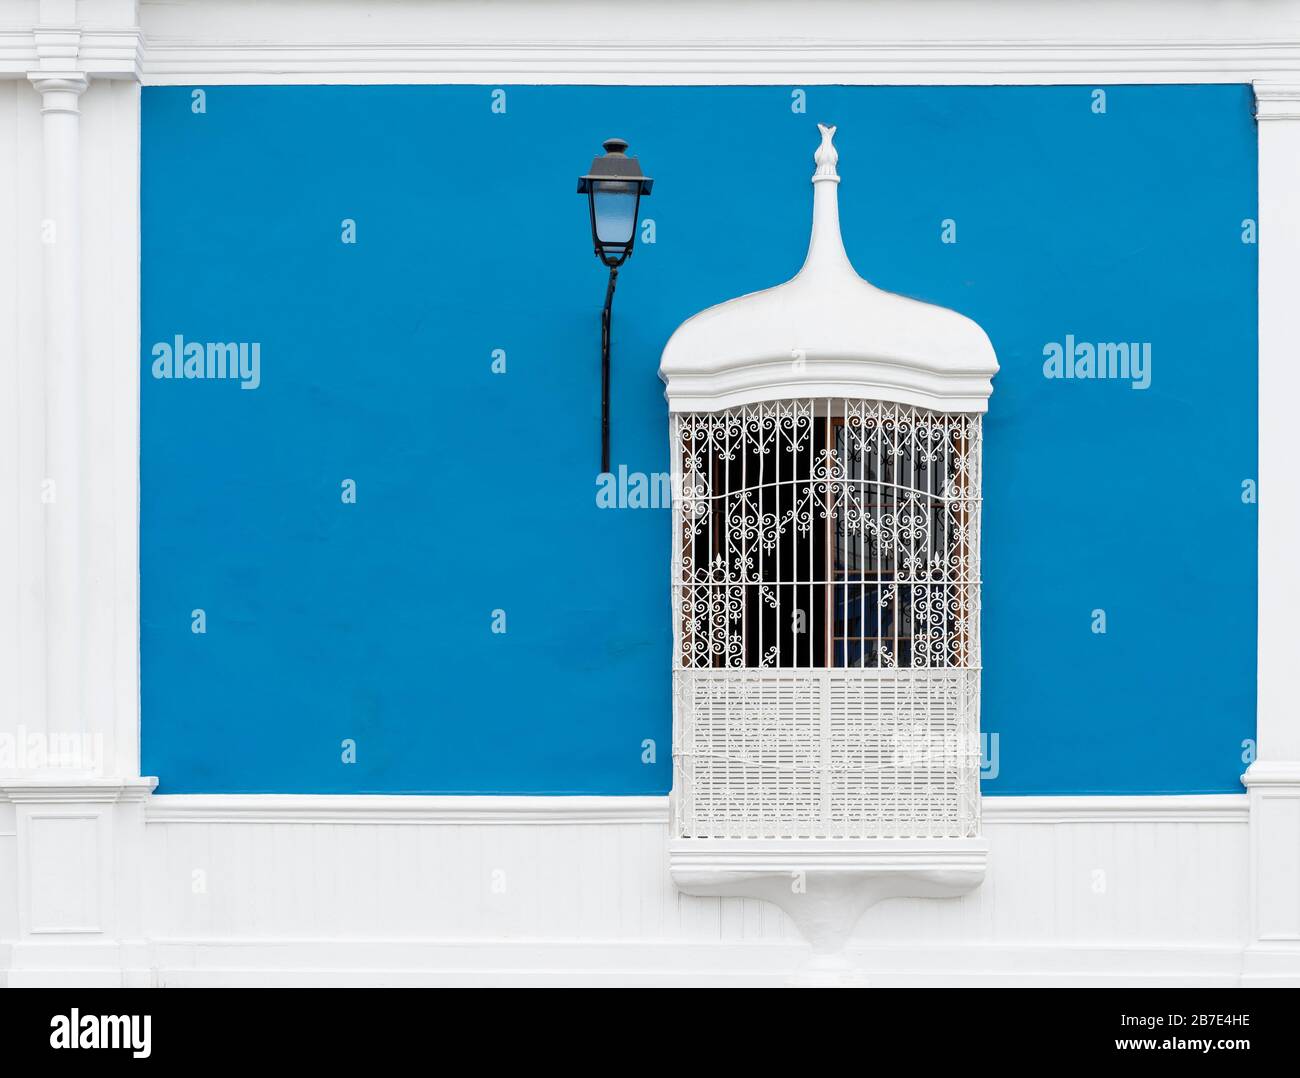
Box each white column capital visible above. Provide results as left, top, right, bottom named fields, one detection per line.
left=26, top=72, right=89, bottom=110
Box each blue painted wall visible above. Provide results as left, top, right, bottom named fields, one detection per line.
left=140, top=84, right=1257, bottom=794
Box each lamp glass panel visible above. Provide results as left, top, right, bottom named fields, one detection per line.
left=592, top=181, right=639, bottom=248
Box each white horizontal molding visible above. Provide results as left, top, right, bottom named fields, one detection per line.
left=145, top=793, right=671, bottom=825
left=0, top=778, right=157, bottom=804
left=2, top=32, right=1300, bottom=84
left=119, top=939, right=1249, bottom=988
left=134, top=40, right=1300, bottom=85
left=141, top=793, right=1249, bottom=826
left=981, top=793, right=1248, bottom=824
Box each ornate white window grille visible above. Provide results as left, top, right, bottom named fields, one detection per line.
left=671, top=398, right=982, bottom=840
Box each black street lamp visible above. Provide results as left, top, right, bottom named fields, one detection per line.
left=577, top=138, right=653, bottom=474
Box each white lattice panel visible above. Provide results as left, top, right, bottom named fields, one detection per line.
left=825, top=670, right=978, bottom=838
left=675, top=669, right=979, bottom=838
left=676, top=670, right=822, bottom=838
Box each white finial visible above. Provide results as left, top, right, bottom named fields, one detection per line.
left=803, top=123, right=850, bottom=273
left=812, top=123, right=839, bottom=183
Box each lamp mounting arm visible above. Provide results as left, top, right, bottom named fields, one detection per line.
left=601, top=264, right=619, bottom=475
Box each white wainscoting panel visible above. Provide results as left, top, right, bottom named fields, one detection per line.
left=97, top=794, right=1251, bottom=986
left=24, top=814, right=102, bottom=934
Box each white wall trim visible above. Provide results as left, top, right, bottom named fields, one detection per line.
left=138, top=792, right=1250, bottom=826
left=133, top=940, right=1250, bottom=988
left=1, top=779, right=157, bottom=804
left=5, top=29, right=1300, bottom=86
left=2, top=938, right=1253, bottom=988
left=981, top=794, right=1249, bottom=824
left=128, top=40, right=1300, bottom=86
left=144, top=793, right=671, bottom=825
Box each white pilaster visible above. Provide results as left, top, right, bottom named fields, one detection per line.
left=27, top=69, right=87, bottom=762
left=1243, top=80, right=1300, bottom=985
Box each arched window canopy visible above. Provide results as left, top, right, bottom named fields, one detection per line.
left=659, top=124, right=999, bottom=414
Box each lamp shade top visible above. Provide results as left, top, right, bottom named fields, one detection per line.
left=577, top=137, right=654, bottom=195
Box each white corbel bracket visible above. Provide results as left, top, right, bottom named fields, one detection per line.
left=671, top=839, right=988, bottom=986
